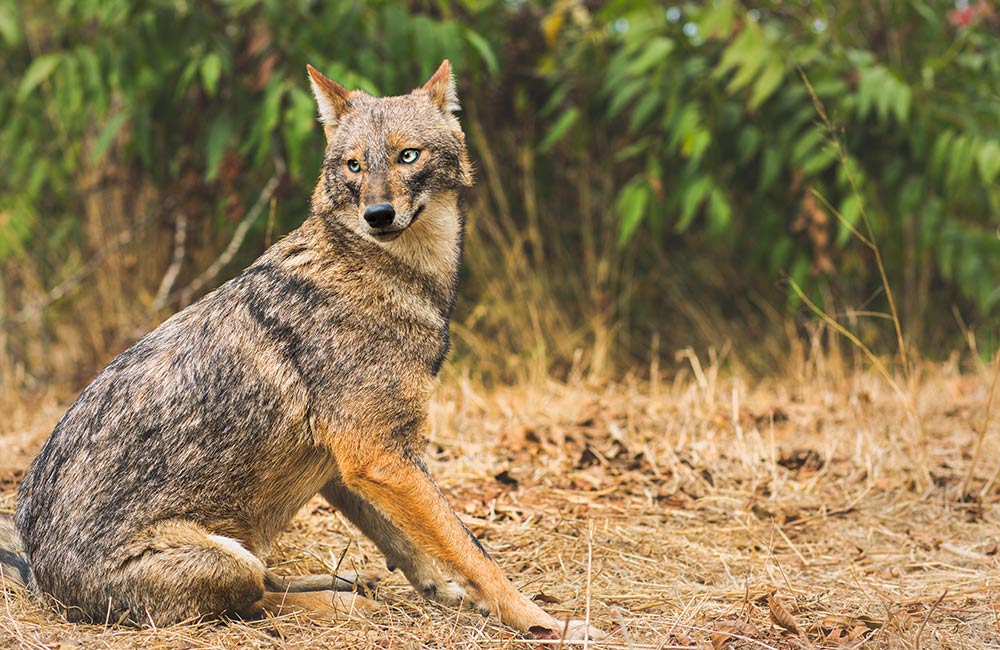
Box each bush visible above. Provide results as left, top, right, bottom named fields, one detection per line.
left=0, top=1, right=996, bottom=384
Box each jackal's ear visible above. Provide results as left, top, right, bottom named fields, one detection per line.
left=307, top=64, right=351, bottom=130
left=419, top=60, right=460, bottom=113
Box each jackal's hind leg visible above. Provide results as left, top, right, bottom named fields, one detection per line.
left=109, top=523, right=267, bottom=626
left=264, top=569, right=380, bottom=596
left=253, top=589, right=377, bottom=622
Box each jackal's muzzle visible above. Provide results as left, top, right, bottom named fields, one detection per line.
left=363, top=203, right=425, bottom=242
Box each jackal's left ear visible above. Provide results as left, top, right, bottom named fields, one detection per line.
left=419, top=60, right=460, bottom=113
left=307, top=64, right=351, bottom=130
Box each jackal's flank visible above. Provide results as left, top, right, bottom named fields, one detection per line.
left=0, top=62, right=602, bottom=640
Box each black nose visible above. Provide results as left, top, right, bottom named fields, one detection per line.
left=363, top=203, right=395, bottom=228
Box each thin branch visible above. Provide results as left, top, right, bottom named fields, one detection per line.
left=915, top=590, right=947, bottom=650
left=788, top=279, right=901, bottom=398
left=800, top=70, right=911, bottom=384
left=150, top=212, right=188, bottom=313
left=175, top=157, right=285, bottom=306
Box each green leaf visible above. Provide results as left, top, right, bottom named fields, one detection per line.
left=606, top=78, right=645, bottom=118
left=897, top=176, right=924, bottom=215
left=206, top=112, right=235, bottom=181
left=976, top=139, right=1000, bottom=184
left=685, top=129, right=711, bottom=167
left=801, top=146, right=836, bottom=176
left=90, top=111, right=129, bottom=161
left=283, top=86, right=317, bottom=180
left=17, top=53, right=61, bottom=101
left=749, top=60, right=784, bottom=109
left=808, top=78, right=847, bottom=97
left=736, top=126, right=761, bottom=164
left=835, top=193, right=862, bottom=246
left=946, top=135, right=976, bottom=191
left=791, top=127, right=825, bottom=164
left=539, top=107, right=579, bottom=152
left=667, top=105, right=699, bottom=152
left=891, top=81, right=912, bottom=124
left=0, top=2, right=22, bottom=46
left=464, top=28, right=498, bottom=76
left=758, top=147, right=781, bottom=193
left=726, top=54, right=766, bottom=94
left=707, top=188, right=732, bottom=236
left=714, top=22, right=763, bottom=79
left=696, top=0, right=736, bottom=39
left=628, top=92, right=662, bottom=132
left=856, top=68, right=876, bottom=120
left=617, top=180, right=650, bottom=245
left=626, top=37, right=674, bottom=76
left=677, top=176, right=712, bottom=232
left=200, top=52, right=223, bottom=96
left=614, top=137, right=651, bottom=163
left=929, top=130, right=954, bottom=179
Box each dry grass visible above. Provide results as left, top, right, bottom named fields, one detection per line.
left=2, top=357, right=999, bottom=649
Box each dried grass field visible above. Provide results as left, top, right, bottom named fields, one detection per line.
left=1, top=358, right=999, bottom=649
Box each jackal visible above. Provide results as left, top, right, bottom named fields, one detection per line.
left=0, top=62, right=602, bottom=640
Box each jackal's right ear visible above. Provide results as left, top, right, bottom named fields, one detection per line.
left=307, top=64, right=350, bottom=133
left=420, top=60, right=460, bottom=113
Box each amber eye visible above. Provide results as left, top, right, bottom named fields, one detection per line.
left=347, top=159, right=361, bottom=173
left=399, top=149, right=420, bottom=164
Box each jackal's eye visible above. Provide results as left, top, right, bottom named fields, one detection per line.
left=346, top=159, right=361, bottom=173
left=399, top=149, right=420, bottom=164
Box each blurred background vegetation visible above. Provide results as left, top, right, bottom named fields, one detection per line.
left=0, top=0, right=997, bottom=391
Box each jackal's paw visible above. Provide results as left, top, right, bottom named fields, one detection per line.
left=335, top=569, right=381, bottom=596
left=417, top=575, right=468, bottom=605
left=530, top=619, right=608, bottom=642
left=564, top=620, right=607, bottom=641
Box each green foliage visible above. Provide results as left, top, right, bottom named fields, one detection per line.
left=546, top=0, right=999, bottom=334
left=0, top=0, right=501, bottom=260
left=0, top=0, right=997, bottom=374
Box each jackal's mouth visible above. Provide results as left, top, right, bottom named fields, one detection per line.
left=370, top=204, right=425, bottom=242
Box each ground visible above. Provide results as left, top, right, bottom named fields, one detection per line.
left=1, top=360, right=998, bottom=649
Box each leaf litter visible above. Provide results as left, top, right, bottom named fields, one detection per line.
left=1, top=362, right=999, bottom=648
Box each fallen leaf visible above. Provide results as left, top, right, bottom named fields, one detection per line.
left=532, top=591, right=561, bottom=604
left=777, top=448, right=824, bottom=472
left=711, top=619, right=760, bottom=649
left=768, top=593, right=799, bottom=634
left=494, top=469, right=519, bottom=487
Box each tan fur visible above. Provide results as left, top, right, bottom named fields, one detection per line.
left=382, top=191, right=464, bottom=282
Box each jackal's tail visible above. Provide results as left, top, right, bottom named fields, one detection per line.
left=0, top=513, right=29, bottom=590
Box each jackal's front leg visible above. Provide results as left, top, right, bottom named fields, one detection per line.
left=320, top=480, right=469, bottom=605
left=330, top=439, right=599, bottom=640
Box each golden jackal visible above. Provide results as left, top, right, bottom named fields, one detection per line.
left=0, top=62, right=601, bottom=640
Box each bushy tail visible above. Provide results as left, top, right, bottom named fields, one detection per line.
left=0, top=513, right=29, bottom=590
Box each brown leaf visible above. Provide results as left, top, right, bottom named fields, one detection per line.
left=532, top=591, right=561, bottom=604
left=777, top=448, right=824, bottom=472
left=494, top=469, right=519, bottom=487
left=711, top=619, right=760, bottom=649
left=768, top=594, right=799, bottom=635
left=814, top=613, right=882, bottom=644
left=655, top=488, right=689, bottom=508
left=0, top=466, right=24, bottom=489
left=816, top=614, right=855, bottom=631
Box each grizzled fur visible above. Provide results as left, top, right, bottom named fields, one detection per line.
left=3, top=61, right=600, bottom=641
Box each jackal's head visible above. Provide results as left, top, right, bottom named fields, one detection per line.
left=307, top=61, right=473, bottom=264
